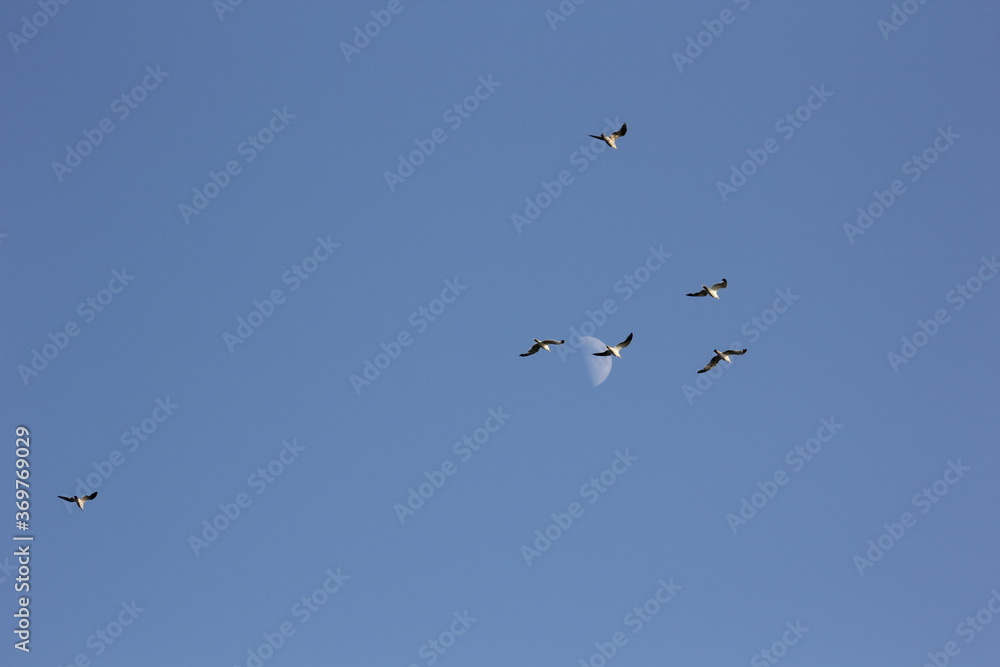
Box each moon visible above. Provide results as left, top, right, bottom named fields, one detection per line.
left=579, top=336, right=613, bottom=387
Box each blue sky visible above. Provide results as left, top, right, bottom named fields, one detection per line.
left=3, top=1, right=999, bottom=665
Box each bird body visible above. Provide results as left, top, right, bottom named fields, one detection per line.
left=697, top=348, right=747, bottom=373
left=520, top=339, right=565, bottom=357
left=59, top=492, right=98, bottom=510
left=594, top=333, right=633, bottom=358
left=687, top=279, right=728, bottom=299
left=589, top=122, right=628, bottom=149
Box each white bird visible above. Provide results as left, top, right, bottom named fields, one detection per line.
left=687, top=279, right=728, bottom=299
left=593, top=333, right=633, bottom=358
left=520, top=339, right=565, bottom=357
left=697, top=348, right=747, bottom=373
left=59, top=492, right=98, bottom=510
left=589, top=122, right=628, bottom=149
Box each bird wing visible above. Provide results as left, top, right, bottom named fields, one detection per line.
left=687, top=287, right=709, bottom=297
left=540, top=339, right=564, bottom=346
left=698, top=355, right=722, bottom=373
left=593, top=350, right=613, bottom=356
left=58, top=496, right=76, bottom=503
left=612, top=123, right=627, bottom=139
left=724, top=349, right=747, bottom=356
left=712, top=279, right=728, bottom=291
left=84, top=492, right=98, bottom=500
left=616, top=332, right=633, bottom=349
left=520, top=343, right=542, bottom=357
left=588, top=134, right=604, bottom=141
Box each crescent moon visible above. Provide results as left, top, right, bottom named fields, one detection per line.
left=580, top=336, right=613, bottom=387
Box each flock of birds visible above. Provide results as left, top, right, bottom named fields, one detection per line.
left=519, top=124, right=749, bottom=377
left=59, top=123, right=746, bottom=506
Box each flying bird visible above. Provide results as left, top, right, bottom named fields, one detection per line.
left=687, top=279, right=728, bottom=299
left=520, top=339, right=565, bottom=357
left=697, top=349, right=747, bottom=373
left=59, top=492, right=98, bottom=510
left=594, top=333, right=633, bottom=358
left=589, top=123, right=628, bottom=149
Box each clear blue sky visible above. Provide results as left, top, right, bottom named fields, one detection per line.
left=3, top=1, right=999, bottom=665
